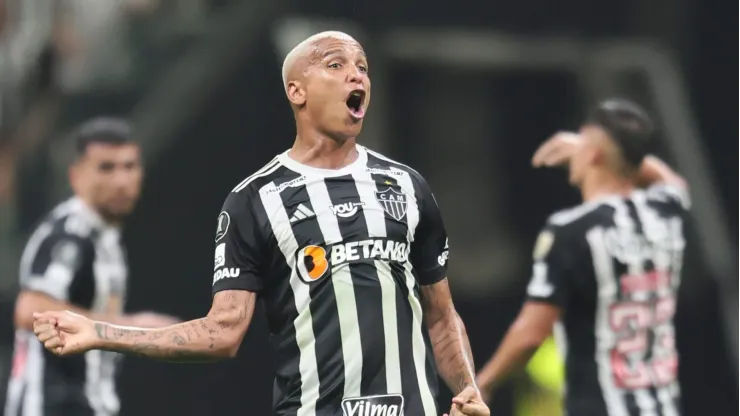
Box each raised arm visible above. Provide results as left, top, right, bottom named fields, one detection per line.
left=637, top=155, right=687, bottom=189
left=34, top=289, right=256, bottom=362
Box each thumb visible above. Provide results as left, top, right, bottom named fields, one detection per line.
left=33, top=311, right=65, bottom=322
left=453, top=385, right=478, bottom=402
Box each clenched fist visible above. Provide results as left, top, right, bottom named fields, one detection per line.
left=33, top=311, right=98, bottom=356
left=444, top=386, right=490, bottom=416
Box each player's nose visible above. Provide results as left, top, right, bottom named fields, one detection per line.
left=346, top=66, right=366, bottom=85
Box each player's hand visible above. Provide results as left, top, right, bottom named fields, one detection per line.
left=33, top=311, right=97, bottom=356
left=443, top=385, right=490, bottom=416
left=532, top=131, right=583, bottom=168
left=127, top=312, right=180, bottom=328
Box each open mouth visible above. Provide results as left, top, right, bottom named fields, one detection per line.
left=346, top=90, right=366, bottom=118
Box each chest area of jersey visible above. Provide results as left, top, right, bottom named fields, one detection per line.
left=274, top=174, right=417, bottom=274
left=279, top=174, right=415, bottom=238
left=91, top=233, right=128, bottom=313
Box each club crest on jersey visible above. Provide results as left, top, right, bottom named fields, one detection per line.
left=375, top=188, right=407, bottom=221
left=341, top=393, right=404, bottom=416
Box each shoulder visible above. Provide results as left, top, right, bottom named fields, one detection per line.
left=546, top=199, right=616, bottom=235
left=643, top=183, right=691, bottom=211
left=40, top=199, right=100, bottom=244
left=363, top=146, right=431, bottom=191
left=229, top=155, right=289, bottom=196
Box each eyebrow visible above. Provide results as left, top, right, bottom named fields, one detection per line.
left=322, top=48, right=367, bottom=60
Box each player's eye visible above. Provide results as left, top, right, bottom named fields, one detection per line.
left=98, top=162, right=115, bottom=173
left=357, top=64, right=368, bottom=73
left=328, top=62, right=341, bottom=69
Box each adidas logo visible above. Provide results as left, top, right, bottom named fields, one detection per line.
left=290, top=204, right=315, bottom=223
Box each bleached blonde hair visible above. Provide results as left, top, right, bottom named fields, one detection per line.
left=281, top=31, right=358, bottom=93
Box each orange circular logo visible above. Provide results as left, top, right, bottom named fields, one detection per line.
left=296, top=245, right=329, bottom=283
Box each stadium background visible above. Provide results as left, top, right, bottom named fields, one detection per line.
left=0, top=0, right=736, bottom=415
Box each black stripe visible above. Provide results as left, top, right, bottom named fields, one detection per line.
left=325, top=175, right=388, bottom=396
left=279, top=174, right=345, bottom=411
left=252, top=174, right=304, bottom=415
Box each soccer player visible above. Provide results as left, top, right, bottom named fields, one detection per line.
left=476, top=99, right=688, bottom=416
left=31, top=32, right=490, bottom=416
left=5, top=118, right=178, bottom=416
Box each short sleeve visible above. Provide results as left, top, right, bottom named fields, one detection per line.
left=211, top=192, right=266, bottom=295
left=525, top=223, right=579, bottom=307
left=646, top=183, right=691, bottom=211
left=20, top=231, right=91, bottom=301
left=410, top=176, right=449, bottom=286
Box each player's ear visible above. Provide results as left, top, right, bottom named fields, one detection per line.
left=287, top=81, right=306, bottom=106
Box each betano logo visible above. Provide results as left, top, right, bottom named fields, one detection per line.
left=295, top=239, right=409, bottom=284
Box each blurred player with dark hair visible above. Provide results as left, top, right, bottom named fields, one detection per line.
left=477, top=99, right=688, bottom=416
left=5, top=118, right=178, bottom=416
left=30, top=33, right=489, bottom=416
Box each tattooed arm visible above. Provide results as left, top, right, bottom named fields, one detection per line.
left=32, top=290, right=256, bottom=362
left=421, top=278, right=477, bottom=394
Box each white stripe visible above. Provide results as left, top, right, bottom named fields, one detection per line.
left=656, top=382, right=679, bottom=416
left=624, top=197, right=662, bottom=416
left=19, top=224, right=53, bottom=282
left=305, top=178, right=363, bottom=398
left=232, top=157, right=281, bottom=192
left=587, top=227, right=629, bottom=416
left=351, top=170, right=387, bottom=238
left=375, top=261, right=403, bottom=393
left=22, top=337, right=44, bottom=416
left=395, top=168, right=436, bottom=415
left=261, top=183, right=319, bottom=416
left=403, top=262, right=437, bottom=415
left=294, top=211, right=307, bottom=220
left=85, top=350, right=104, bottom=415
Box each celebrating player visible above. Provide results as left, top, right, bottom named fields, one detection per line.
left=31, top=32, right=489, bottom=416
left=476, top=100, right=687, bottom=415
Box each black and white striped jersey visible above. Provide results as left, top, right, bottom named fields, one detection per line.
left=212, top=145, right=450, bottom=416
left=5, top=197, right=127, bottom=416
left=526, top=184, right=689, bottom=416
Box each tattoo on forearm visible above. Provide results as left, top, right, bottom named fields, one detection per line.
left=421, top=281, right=477, bottom=395
left=95, top=291, right=255, bottom=362
left=429, top=312, right=476, bottom=394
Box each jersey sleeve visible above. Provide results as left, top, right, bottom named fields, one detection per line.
left=211, top=192, right=266, bottom=295
left=20, top=230, right=92, bottom=301
left=525, top=222, right=579, bottom=307
left=646, top=183, right=691, bottom=211
left=410, top=176, right=450, bottom=286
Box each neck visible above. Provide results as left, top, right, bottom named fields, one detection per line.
left=580, top=169, right=636, bottom=202
left=76, top=195, right=122, bottom=228
left=289, top=124, right=358, bottom=170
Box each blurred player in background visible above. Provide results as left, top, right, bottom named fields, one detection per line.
left=476, top=99, right=688, bottom=416
left=5, top=118, right=178, bottom=416
left=30, top=33, right=489, bottom=416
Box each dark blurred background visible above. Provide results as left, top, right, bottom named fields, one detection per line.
left=0, top=0, right=736, bottom=415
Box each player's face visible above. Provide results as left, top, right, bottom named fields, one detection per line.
left=569, top=125, right=600, bottom=185
left=72, top=142, right=143, bottom=221
left=303, top=38, right=370, bottom=140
